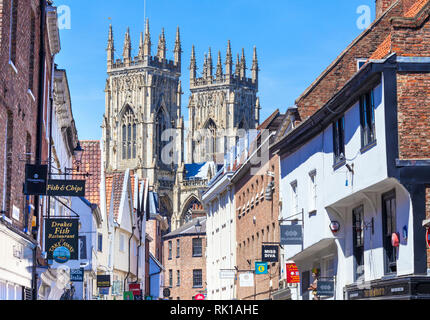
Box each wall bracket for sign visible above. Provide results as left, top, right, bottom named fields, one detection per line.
left=42, top=196, right=80, bottom=218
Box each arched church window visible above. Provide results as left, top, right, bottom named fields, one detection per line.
left=156, top=108, right=168, bottom=163
left=122, top=125, right=127, bottom=160
left=121, top=106, right=137, bottom=160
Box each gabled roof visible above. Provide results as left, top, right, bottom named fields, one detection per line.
left=404, top=0, right=428, bottom=17
left=163, top=217, right=206, bottom=240
left=79, top=141, right=101, bottom=206
left=105, top=172, right=125, bottom=221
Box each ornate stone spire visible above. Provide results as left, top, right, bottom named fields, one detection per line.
left=216, top=50, right=223, bottom=78
left=207, top=47, right=213, bottom=78
left=123, top=27, right=131, bottom=65
left=251, top=46, right=259, bottom=84
left=190, top=45, right=197, bottom=81
left=240, top=48, right=246, bottom=79
left=138, top=31, right=144, bottom=59
left=174, top=26, right=181, bottom=67
left=107, top=24, right=115, bottom=69
left=144, top=18, right=151, bottom=57
left=225, top=40, right=233, bottom=76
left=157, top=28, right=166, bottom=61
left=202, top=53, right=208, bottom=79
left=235, top=53, right=240, bottom=77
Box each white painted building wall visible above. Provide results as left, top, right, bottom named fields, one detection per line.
left=279, top=81, right=415, bottom=299
left=203, top=171, right=236, bottom=300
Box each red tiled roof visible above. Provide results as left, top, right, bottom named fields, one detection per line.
left=369, top=34, right=392, bottom=60
left=404, top=0, right=428, bottom=17
left=105, top=172, right=125, bottom=222
left=75, top=141, right=101, bottom=206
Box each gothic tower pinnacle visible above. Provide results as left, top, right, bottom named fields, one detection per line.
left=251, top=46, right=259, bottom=84
left=174, top=26, right=182, bottom=67
left=225, top=40, right=233, bottom=76
left=144, top=19, right=151, bottom=57
left=123, top=27, right=131, bottom=66
left=216, top=50, right=223, bottom=78
left=107, top=24, right=115, bottom=70
left=157, top=28, right=167, bottom=62
left=190, top=45, right=197, bottom=82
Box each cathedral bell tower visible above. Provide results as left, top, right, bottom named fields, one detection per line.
left=186, top=42, right=260, bottom=164
left=102, top=21, right=184, bottom=194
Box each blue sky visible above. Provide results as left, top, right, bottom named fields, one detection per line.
left=54, top=0, right=375, bottom=140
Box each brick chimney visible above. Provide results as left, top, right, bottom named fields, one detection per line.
left=375, top=0, right=398, bottom=19
left=376, top=0, right=419, bottom=19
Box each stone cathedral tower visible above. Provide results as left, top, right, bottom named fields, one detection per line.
left=102, top=21, right=184, bottom=223
left=186, top=41, right=260, bottom=164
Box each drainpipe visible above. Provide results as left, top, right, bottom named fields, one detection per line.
left=124, top=226, right=136, bottom=293
left=32, top=0, right=47, bottom=301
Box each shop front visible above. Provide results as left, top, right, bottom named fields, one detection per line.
left=344, top=276, right=430, bottom=300
left=0, top=219, right=36, bottom=300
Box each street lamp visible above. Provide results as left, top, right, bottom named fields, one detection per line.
left=195, top=219, right=202, bottom=236
left=73, top=142, right=84, bottom=172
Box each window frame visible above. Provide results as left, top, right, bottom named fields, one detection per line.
left=332, top=116, right=345, bottom=167
left=192, top=238, right=203, bottom=258
left=352, top=205, right=365, bottom=282
left=359, top=90, right=376, bottom=150
left=382, top=190, right=397, bottom=275
left=168, top=240, right=172, bottom=260
left=192, top=269, right=203, bottom=288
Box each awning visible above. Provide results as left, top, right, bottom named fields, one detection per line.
left=271, top=287, right=292, bottom=300
left=288, top=238, right=336, bottom=262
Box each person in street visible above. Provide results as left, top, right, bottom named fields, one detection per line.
left=308, top=268, right=320, bottom=300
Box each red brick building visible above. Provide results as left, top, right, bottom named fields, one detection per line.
left=231, top=110, right=286, bottom=300
left=162, top=217, right=206, bottom=300
left=0, top=0, right=61, bottom=300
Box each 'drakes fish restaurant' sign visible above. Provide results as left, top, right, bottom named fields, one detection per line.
left=45, top=218, right=79, bottom=263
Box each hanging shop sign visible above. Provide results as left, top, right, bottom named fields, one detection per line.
left=97, top=275, right=111, bottom=288
left=129, top=283, right=141, bottom=296
left=286, top=263, right=300, bottom=284
left=46, top=179, right=86, bottom=197
left=70, top=268, right=84, bottom=282
left=123, top=291, right=134, bottom=300
left=45, top=218, right=79, bottom=262
left=317, top=280, right=335, bottom=297
left=262, top=245, right=279, bottom=262
left=427, top=228, right=430, bottom=249
left=219, top=270, right=236, bottom=280
left=194, top=294, right=205, bottom=300
left=24, top=164, right=48, bottom=195
left=239, top=273, right=254, bottom=288
left=99, top=287, right=109, bottom=296
left=280, top=225, right=303, bottom=245
left=255, top=262, right=268, bottom=275
left=163, top=288, right=171, bottom=298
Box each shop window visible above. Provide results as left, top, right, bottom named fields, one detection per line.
left=332, top=116, right=345, bottom=166
left=382, top=190, right=397, bottom=274
left=359, top=90, right=376, bottom=149
left=352, top=206, right=364, bottom=282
